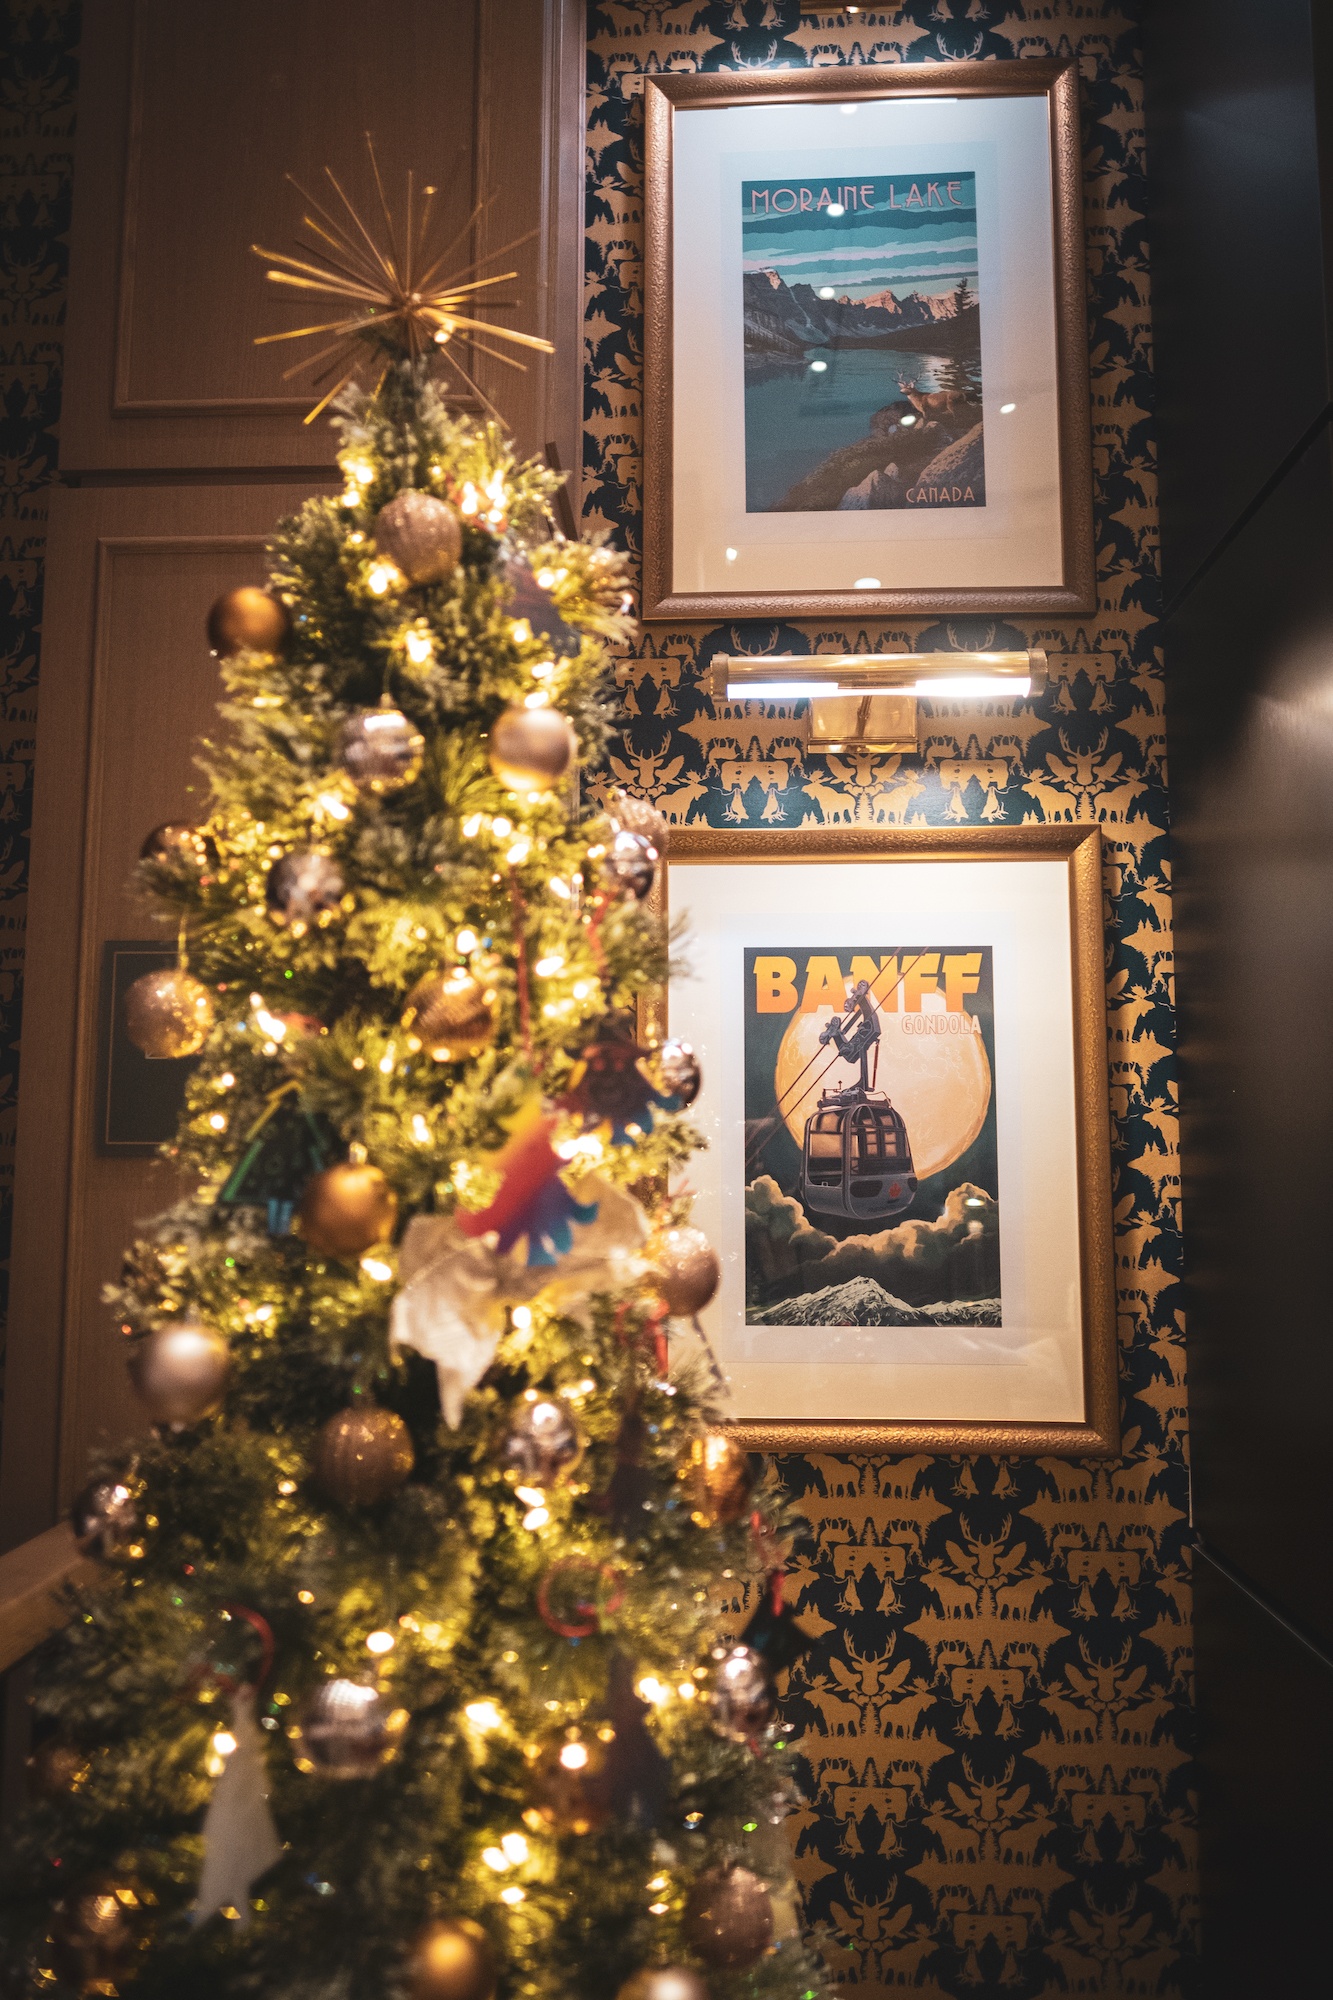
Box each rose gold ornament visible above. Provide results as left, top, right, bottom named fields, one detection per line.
left=292, top=1678, right=408, bottom=1779
left=682, top=1864, right=773, bottom=1969
left=488, top=704, right=577, bottom=794
left=70, top=1474, right=139, bottom=1557
left=529, top=1724, right=612, bottom=1835
left=206, top=586, right=290, bottom=659
left=654, top=1226, right=721, bottom=1316
left=402, top=968, right=496, bottom=1061
left=124, top=967, right=214, bottom=1059
left=139, top=821, right=214, bottom=870
left=406, top=1918, right=497, bottom=2000
left=708, top=1643, right=778, bottom=1743
left=373, top=490, right=462, bottom=586
left=338, top=707, right=424, bottom=792
left=298, top=1163, right=398, bottom=1259
left=127, top=1319, right=230, bottom=1428
left=314, top=1407, right=414, bottom=1505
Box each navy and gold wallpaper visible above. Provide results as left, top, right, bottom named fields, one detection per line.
left=584, top=3, right=1196, bottom=1994
left=0, top=0, right=79, bottom=1414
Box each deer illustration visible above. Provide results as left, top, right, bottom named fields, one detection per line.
left=896, top=374, right=962, bottom=421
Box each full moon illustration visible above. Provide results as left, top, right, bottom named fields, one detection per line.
left=773, top=1004, right=992, bottom=1183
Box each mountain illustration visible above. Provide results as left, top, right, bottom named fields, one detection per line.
left=744, top=268, right=979, bottom=357
left=747, top=1274, right=1002, bottom=1327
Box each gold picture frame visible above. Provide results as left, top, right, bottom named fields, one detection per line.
left=649, top=823, right=1118, bottom=1456
left=641, top=59, right=1095, bottom=620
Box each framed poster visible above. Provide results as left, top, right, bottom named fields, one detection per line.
left=95, top=942, right=197, bottom=1156
left=651, top=826, right=1117, bottom=1454
left=642, top=61, right=1094, bottom=620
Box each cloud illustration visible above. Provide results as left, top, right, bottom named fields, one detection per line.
left=745, top=1176, right=999, bottom=1309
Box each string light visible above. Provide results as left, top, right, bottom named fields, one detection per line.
left=464, top=1701, right=503, bottom=1730
left=366, top=1629, right=395, bottom=1655
left=456, top=928, right=478, bottom=952
left=500, top=1886, right=525, bottom=1906
left=367, top=561, right=399, bottom=596
left=361, top=1257, right=393, bottom=1282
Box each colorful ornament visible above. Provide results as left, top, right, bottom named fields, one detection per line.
left=654, top=1228, right=720, bottom=1317
left=529, top=1724, right=612, bottom=1835
left=501, top=1391, right=582, bottom=1486
left=682, top=1864, right=773, bottom=1969
left=70, top=1474, right=139, bottom=1557
left=128, top=1319, right=230, bottom=1428
left=536, top=1558, right=625, bottom=1640
left=215, top=1083, right=334, bottom=1237
left=291, top=1678, right=408, bottom=1778
left=498, top=546, right=582, bottom=656
left=616, top=1971, right=708, bottom=2000
left=298, top=1162, right=397, bottom=1259
left=740, top=1573, right=814, bottom=1674
left=402, top=967, right=497, bottom=1061
left=653, top=1038, right=702, bottom=1108
left=609, top=790, right=669, bottom=854
left=338, top=707, right=424, bottom=791
left=266, top=850, right=345, bottom=928
left=192, top=1689, right=282, bottom=1929
left=561, top=1017, right=674, bottom=1144
left=139, top=821, right=215, bottom=871
left=488, top=704, right=578, bottom=794
left=391, top=1174, right=646, bottom=1424
left=708, top=1644, right=777, bottom=1744
left=455, top=1107, right=598, bottom=1266
left=314, top=1406, right=414, bottom=1505
left=206, top=586, right=290, bottom=660
left=599, top=828, right=658, bottom=902
left=50, top=1877, right=154, bottom=1991
left=124, top=966, right=214, bottom=1059
left=373, top=490, right=462, bottom=585
left=680, top=1430, right=751, bottom=1527
left=406, top=1918, right=497, bottom=2000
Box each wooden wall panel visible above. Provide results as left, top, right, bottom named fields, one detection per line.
left=60, top=0, right=584, bottom=481
left=0, top=484, right=326, bottom=1547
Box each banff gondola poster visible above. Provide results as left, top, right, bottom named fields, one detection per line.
left=741, top=173, right=985, bottom=514
left=742, top=946, right=1001, bottom=1329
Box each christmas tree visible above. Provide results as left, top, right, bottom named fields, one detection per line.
left=0, top=173, right=825, bottom=2000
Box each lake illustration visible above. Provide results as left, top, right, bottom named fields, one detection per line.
left=741, top=171, right=986, bottom=515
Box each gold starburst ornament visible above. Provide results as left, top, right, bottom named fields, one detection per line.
left=253, top=134, right=553, bottom=422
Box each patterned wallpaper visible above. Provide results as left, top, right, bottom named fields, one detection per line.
left=584, top=3, right=1196, bottom=1995
left=0, top=0, right=79, bottom=1416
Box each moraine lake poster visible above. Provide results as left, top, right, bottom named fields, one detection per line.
left=742, top=171, right=986, bottom=514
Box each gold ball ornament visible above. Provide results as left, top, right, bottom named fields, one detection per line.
left=402, top=968, right=497, bottom=1062
left=530, top=1724, right=612, bottom=1835
left=292, top=1678, right=408, bottom=1779
left=373, top=490, right=462, bottom=586
left=127, top=1319, right=230, bottom=1428
left=298, top=1163, right=398, bottom=1260
left=314, top=1406, right=414, bottom=1505
left=654, top=1227, right=721, bottom=1317
left=124, top=966, right=214, bottom=1059
left=50, top=1876, right=154, bottom=1990
left=616, top=1972, right=709, bottom=2000
left=206, top=586, right=290, bottom=659
left=610, top=790, right=669, bottom=855
left=406, top=1918, right=497, bottom=2000
left=682, top=1864, right=774, bottom=1969
left=488, top=704, right=578, bottom=795
left=681, top=1429, right=752, bottom=1527
left=338, top=707, right=424, bottom=792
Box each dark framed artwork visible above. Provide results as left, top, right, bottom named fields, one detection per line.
left=647, top=825, right=1118, bottom=1456
left=641, top=59, right=1094, bottom=620
left=96, top=942, right=196, bottom=1156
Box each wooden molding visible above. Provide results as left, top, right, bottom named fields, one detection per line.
left=0, top=1526, right=94, bottom=1675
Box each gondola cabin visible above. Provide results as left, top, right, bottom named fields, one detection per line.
left=801, top=1091, right=917, bottom=1223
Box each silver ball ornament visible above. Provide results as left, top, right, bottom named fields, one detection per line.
left=610, top=791, right=669, bottom=855
left=683, top=1863, right=774, bottom=1969
left=601, top=828, right=658, bottom=902
left=337, top=708, right=423, bottom=792
left=70, top=1476, right=139, bottom=1557
left=488, top=704, right=578, bottom=795
left=372, top=491, right=462, bottom=586
left=292, top=1678, right=408, bottom=1779
left=709, top=1644, right=778, bottom=1743
left=655, top=1038, right=701, bottom=1106
left=501, top=1393, right=583, bottom=1486
left=654, top=1227, right=721, bottom=1316
left=266, top=850, right=345, bottom=928
left=127, top=1320, right=230, bottom=1429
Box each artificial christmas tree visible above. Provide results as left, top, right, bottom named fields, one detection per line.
left=0, top=171, right=825, bottom=2000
